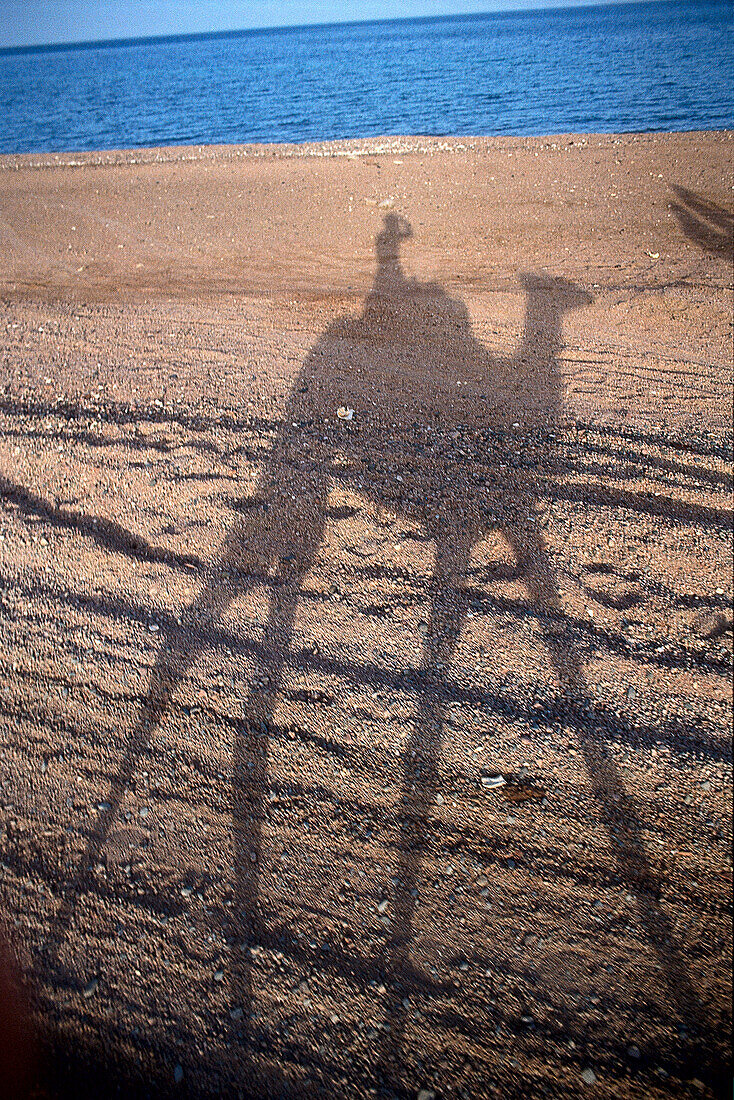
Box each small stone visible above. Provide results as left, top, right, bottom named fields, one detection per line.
left=230, top=1007, right=243, bottom=1020
left=174, top=1064, right=184, bottom=1084
left=581, top=1068, right=597, bottom=1085
left=377, top=899, right=389, bottom=914
left=481, top=775, right=506, bottom=790
left=417, top=1091, right=436, bottom=1100
left=214, top=968, right=225, bottom=982
left=97, top=802, right=111, bottom=812
left=627, top=1045, right=641, bottom=1059
left=181, top=886, right=193, bottom=897
left=82, top=978, right=98, bottom=999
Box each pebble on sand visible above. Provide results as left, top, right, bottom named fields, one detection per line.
left=481, top=775, right=507, bottom=790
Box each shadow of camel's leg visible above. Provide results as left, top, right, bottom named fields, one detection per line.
left=224, top=471, right=328, bottom=1076
left=505, top=509, right=710, bottom=1040
left=503, top=503, right=583, bottom=687
left=229, top=559, right=305, bottom=1054
left=377, top=529, right=470, bottom=1088
left=48, top=525, right=264, bottom=962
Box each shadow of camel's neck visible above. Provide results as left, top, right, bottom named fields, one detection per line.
left=517, top=288, right=566, bottom=376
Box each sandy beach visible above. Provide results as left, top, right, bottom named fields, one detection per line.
left=0, top=131, right=732, bottom=1099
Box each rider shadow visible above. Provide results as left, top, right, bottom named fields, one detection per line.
left=54, top=214, right=718, bottom=1093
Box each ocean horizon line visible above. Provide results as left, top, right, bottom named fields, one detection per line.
left=0, top=0, right=686, bottom=57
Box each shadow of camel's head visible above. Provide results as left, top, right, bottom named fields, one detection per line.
left=519, top=271, right=594, bottom=312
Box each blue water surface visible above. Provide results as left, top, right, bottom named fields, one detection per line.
left=0, top=0, right=731, bottom=155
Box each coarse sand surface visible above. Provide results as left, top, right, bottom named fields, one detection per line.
left=0, top=131, right=732, bottom=1099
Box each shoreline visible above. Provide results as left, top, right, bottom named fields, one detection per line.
left=1, top=128, right=731, bottom=172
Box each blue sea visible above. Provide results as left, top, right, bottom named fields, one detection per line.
left=0, top=0, right=731, bottom=155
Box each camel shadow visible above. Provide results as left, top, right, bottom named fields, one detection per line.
left=669, top=184, right=734, bottom=260
left=51, top=214, right=720, bottom=1094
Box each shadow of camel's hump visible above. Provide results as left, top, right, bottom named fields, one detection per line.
left=236, top=267, right=580, bottom=578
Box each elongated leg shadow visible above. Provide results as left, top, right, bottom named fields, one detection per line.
left=49, top=492, right=319, bottom=1090
left=47, top=534, right=252, bottom=963
left=228, top=562, right=304, bottom=1059
left=507, top=514, right=716, bottom=1068
left=376, top=530, right=469, bottom=1090
left=377, top=508, right=719, bottom=1094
